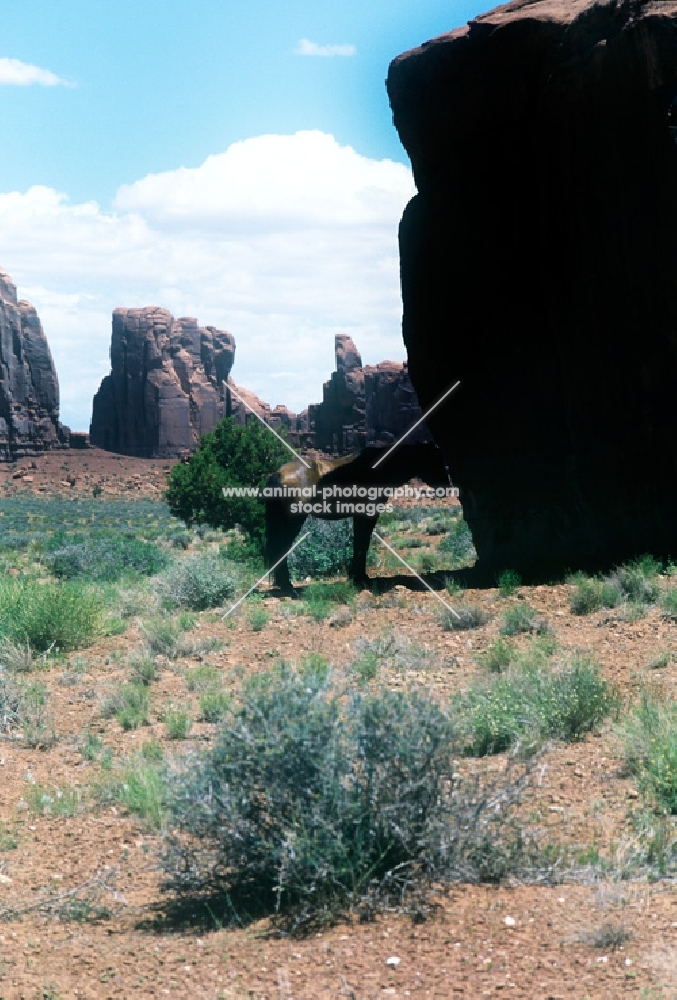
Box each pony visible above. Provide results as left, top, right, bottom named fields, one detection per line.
left=264, top=443, right=452, bottom=591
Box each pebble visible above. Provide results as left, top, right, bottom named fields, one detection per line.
left=385, top=956, right=401, bottom=966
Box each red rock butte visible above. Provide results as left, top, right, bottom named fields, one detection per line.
left=387, top=0, right=677, bottom=582
left=0, top=267, right=69, bottom=461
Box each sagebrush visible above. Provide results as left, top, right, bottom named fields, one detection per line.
left=161, top=666, right=535, bottom=931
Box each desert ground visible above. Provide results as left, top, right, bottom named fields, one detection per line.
left=0, top=448, right=675, bottom=999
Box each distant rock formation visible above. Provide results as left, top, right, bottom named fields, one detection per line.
left=307, top=334, right=431, bottom=453
left=228, top=334, right=431, bottom=455
left=226, top=381, right=314, bottom=450
left=0, top=267, right=68, bottom=461
left=91, top=304, right=429, bottom=459
left=310, top=335, right=367, bottom=453
left=90, top=307, right=235, bottom=458
left=387, top=0, right=677, bottom=582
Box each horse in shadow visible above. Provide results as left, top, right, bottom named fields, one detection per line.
left=264, top=443, right=452, bottom=591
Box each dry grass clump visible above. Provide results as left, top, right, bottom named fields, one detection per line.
left=439, top=603, right=489, bottom=631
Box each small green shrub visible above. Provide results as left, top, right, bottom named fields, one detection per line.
left=102, top=683, right=149, bottom=731
left=445, top=577, right=465, bottom=598
left=139, top=617, right=181, bottom=658
left=163, top=703, right=192, bottom=739
left=439, top=603, right=489, bottom=631
left=142, top=739, right=164, bottom=761
left=498, top=570, right=521, bottom=597
left=0, top=675, right=55, bottom=746
left=27, top=783, right=81, bottom=818
left=608, top=557, right=660, bottom=604
left=129, top=650, right=157, bottom=686
left=0, top=824, right=18, bottom=851
left=81, top=729, right=103, bottom=762
left=18, top=682, right=56, bottom=748
left=649, top=649, right=675, bottom=670
left=303, top=580, right=356, bottom=622
left=660, top=588, right=677, bottom=621
left=500, top=602, right=547, bottom=636
left=185, top=665, right=221, bottom=692
left=156, top=553, right=237, bottom=610
left=455, top=654, right=616, bottom=757
left=622, top=693, right=677, bottom=814
left=618, top=601, right=647, bottom=622
left=299, top=652, right=330, bottom=683
left=479, top=638, right=515, bottom=674
left=352, top=632, right=439, bottom=675
left=103, top=758, right=166, bottom=829
left=353, top=649, right=379, bottom=683
left=248, top=604, right=269, bottom=632
left=199, top=689, right=231, bottom=723
left=304, top=581, right=356, bottom=605
left=568, top=574, right=621, bottom=615
left=177, top=611, right=197, bottom=631
left=0, top=580, right=103, bottom=652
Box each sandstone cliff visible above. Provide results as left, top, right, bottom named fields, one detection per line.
left=90, top=308, right=235, bottom=458
left=0, top=267, right=68, bottom=461
left=228, top=334, right=431, bottom=456
left=387, top=0, right=677, bottom=582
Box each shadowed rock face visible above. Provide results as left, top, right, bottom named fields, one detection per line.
left=90, top=307, right=235, bottom=458
left=387, top=0, right=677, bottom=582
left=0, top=267, right=68, bottom=461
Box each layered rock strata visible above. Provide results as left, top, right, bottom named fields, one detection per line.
left=387, top=0, right=677, bottom=581
left=90, top=308, right=235, bottom=458
left=0, top=267, right=68, bottom=460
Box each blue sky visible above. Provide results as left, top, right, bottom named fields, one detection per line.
left=1, top=0, right=487, bottom=430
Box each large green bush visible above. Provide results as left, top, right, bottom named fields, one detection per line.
left=161, top=667, right=532, bottom=930
left=0, top=580, right=103, bottom=652
left=165, top=417, right=289, bottom=553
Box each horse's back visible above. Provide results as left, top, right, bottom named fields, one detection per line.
left=275, top=454, right=357, bottom=491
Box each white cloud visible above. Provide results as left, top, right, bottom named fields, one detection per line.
left=294, top=39, right=356, bottom=57
left=0, top=131, right=415, bottom=431
left=0, top=57, right=71, bottom=87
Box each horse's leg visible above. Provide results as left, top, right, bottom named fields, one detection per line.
left=266, top=502, right=303, bottom=592
left=350, top=515, right=378, bottom=585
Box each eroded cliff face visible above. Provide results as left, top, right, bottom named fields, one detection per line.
left=387, top=0, right=677, bottom=582
left=0, top=268, right=68, bottom=461
left=226, top=334, right=431, bottom=456
left=306, top=335, right=432, bottom=454
left=90, top=308, right=235, bottom=458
